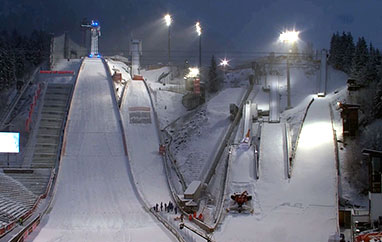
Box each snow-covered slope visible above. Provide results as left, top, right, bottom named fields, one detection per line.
left=120, top=79, right=172, bottom=206
left=28, top=58, right=174, bottom=242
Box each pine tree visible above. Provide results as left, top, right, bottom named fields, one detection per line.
left=365, top=42, right=379, bottom=82
left=208, top=55, right=219, bottom=92
left=329, top=32, right=341, bottom=68
left=351, top=37, right=369, bottom=83
left=343, top=32, right=355, bottom=74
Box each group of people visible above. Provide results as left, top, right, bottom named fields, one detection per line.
left=154, top=201, right=177, bottom=214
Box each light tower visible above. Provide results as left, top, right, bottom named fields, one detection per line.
left=81, top=20, right=101, bottom=57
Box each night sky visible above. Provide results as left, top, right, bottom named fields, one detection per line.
left=1, top=0, right=381, bottom=65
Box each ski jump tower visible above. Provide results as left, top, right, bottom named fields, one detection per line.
left=81, top=20, right=101, bottom=57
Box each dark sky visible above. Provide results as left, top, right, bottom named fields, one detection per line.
left=1, top=0, right=382, bottom=66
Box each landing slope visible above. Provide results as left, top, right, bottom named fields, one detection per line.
left=29, top=58, right=174, bottom=242
left=120, top=79, right=171, bottom=205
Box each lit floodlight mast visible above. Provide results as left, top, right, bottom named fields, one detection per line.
left=279, top=29, right=300, bottom=109
left=219, top=58, right=229, bottom=74
left=196, top=21, right=202, bottom=68
left=164, top=14, right=172, bottom=65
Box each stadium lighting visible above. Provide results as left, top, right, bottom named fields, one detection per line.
left=164, top=14, right=172, bottom=65
left=195, top=21, right=202, bottom=68
left=185, top=67, right=200, bottom=78
left=164, top=14, right=172, bottom=27
left=279, top=30, right=299, bottom=43
left=219, top=58, right=229, bottom=67
left=195, top=22, right=202, bottom=36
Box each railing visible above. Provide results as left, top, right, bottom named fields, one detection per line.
left=329, top=102, right=340, bottom=234
left=0, top=67, right=41, bottom=130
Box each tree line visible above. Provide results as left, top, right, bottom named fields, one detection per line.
left=329, top=32, right=382, bottom=120
left=0, top=30, right=51, bottom=91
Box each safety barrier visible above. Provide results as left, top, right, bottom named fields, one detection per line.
left=39, top=70, right=74, bottom=75
left=203, top=80, right=254, bottom=186
left=329, top=103, right=340, bottom=234
left=25, top=83, right=44, bottom=132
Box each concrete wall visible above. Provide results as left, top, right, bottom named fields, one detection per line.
left=370, top=193, right=382, bottom=221
left=51, top=33, right=87, bottom=69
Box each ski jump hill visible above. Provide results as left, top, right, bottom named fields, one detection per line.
left=216, top=98, right=338, bottom=241
left=28, top=58, right=174, bottom=241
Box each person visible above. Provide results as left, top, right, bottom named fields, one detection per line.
left=19, top=218, right=23, bottom=226
left=174, top=206, right=178, bottom=214
left=160, top=202, right=163, bottom=211
left=164, top=203, right=167, bottom=212
left=155, top=203, right=159, bottom=212
left=180, top=214, right=184, bottom=222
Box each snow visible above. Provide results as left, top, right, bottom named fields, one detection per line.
left=28, top=58, right=175, bottom=242
left=17, top=55, right=353, bottom=241
left=168, top=88, right=245, bottom=184
left=215, top=99, right=338, bottom=242
left=120, top=79, right=172, bottom=206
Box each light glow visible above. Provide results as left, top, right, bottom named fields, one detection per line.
left=219, top=58, right=230, bottom=67
left=298, top=122, right=333, bottom=150
left=185, top=67, right=200, bottom=78
left=195, top=22, right=202, bottom=36
left=279, top=30, right=300, bottom=43
left=164, top=14, right=172, bottom=27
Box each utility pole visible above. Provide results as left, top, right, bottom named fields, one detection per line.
left=168, top=25, right=171, bottom=65
left=199, top=34, right=202, bottom=69
left=287, top=57, right=291, bottom=109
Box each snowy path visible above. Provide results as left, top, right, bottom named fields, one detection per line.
left=29, top=58, right=174, bottom=242
left=215, top=99, right=337, bottom=241
left=120, top=80, right=172, bottom=206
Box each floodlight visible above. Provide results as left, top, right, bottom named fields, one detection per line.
left=196, top=22, right=202, bottom=36
left=164, top=14, right=172, bottom=27
left=279, top=30, right=299, bottom=43
left=219, top=58, right=229, bottom=67
left=185, top=67, right=200, bottom=78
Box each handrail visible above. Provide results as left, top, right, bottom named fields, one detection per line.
left=0, top=66, right=41, bottom=130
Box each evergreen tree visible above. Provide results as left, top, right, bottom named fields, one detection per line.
left=343, top=32, right=355, bottom=73
left=208, top=55, right=219, bottom=92
left=329, top=32, right=341, bottom=68
left=351, top=37, right=369, bottom=83
left=365, top=42, right=379, bottom=82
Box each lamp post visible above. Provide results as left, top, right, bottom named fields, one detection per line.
left=219, top=58, right=229, bottom=75
left=195, top=22, right=202, bottom=69
left=279, top=29, right=299, bottom=109
left=164, top=14, right=172, bottom=65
